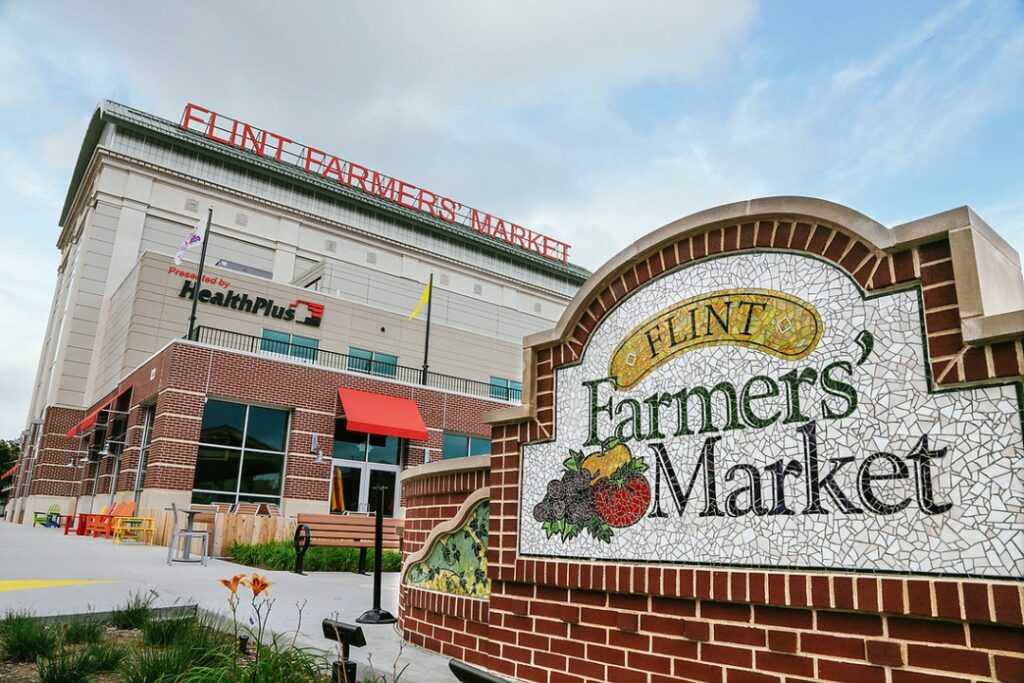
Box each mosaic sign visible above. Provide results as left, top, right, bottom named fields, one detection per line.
left=520, top=252, right=1024, bottom=578
left=405, top=500, right=490, bottom=597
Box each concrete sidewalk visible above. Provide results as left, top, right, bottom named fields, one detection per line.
left=0, top=521, right=453, bottom=682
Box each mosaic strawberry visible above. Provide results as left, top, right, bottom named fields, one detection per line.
left=533, top=438, right=649, bottom=544
left=591, top=457, right=651, bottom=527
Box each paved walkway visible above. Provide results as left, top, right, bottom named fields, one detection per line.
left=0, top=521, right=453, bottom=682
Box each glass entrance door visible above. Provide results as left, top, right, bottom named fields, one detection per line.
left=330, top=420, right=401, bottom=516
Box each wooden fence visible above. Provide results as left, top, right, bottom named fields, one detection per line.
left=144, top=510, right=297, bottom=558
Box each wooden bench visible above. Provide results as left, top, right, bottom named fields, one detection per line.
left=294, top=513, right=404, bottom=574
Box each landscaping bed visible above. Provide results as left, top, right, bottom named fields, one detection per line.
left=227, top=541, right=402, bottom=573
left=0, top=586, right=404, bottom=682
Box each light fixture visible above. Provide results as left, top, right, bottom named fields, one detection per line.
left=98, top=440, right=124, bottom=458
left=315, top=450, right=325, bottom=465
left=310, top=434, right=320, bottom=452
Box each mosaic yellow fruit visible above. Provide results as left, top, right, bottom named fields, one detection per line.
left=581, top=439, right=632, bottom=482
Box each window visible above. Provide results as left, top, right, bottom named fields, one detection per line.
left=192, top=399, right=289, bottom=506
left=442, top=433, right=491, bottom=460
left=347, top=347, right=398, bottom=379
left=261, top=329, right=319, bottom=362
left=330, top=419, right=402, bottom=517
left=489, top=377, right=522, bottom=401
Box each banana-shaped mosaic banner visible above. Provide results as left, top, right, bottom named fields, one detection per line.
left=609, top=289, right=823, bottom=389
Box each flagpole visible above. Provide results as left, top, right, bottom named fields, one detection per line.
left=187, top=207, right=213, bottom=341
left=420, top=273, right=433, bottom=385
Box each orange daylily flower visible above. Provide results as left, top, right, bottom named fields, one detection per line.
left=249, top=573, right=272, bottom=597
left=219, top=573, right=248, bottom=594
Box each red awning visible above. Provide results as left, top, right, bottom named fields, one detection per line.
left=337, top=388, right=428, bottom=441
left=0, top=464, right=18, bottom=480
left=66, top=387, right=131, bottom=439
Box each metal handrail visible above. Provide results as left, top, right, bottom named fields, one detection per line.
left=187, top=326, right=522, bottom=404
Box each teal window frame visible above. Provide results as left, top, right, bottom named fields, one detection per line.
left=260, top=329, right=319, bottom=361
left=347, top=347, right=398, bottom=379
left=441, top=433, right=491, bottom=460
left=489, top=376, right=522, bottom=401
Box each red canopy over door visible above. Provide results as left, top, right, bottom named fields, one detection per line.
left=65, top=386, right=131, bottom=438
left=336, top=388, right=429, bottom=441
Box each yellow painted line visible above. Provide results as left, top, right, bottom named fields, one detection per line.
left=0, top=580, right=116, bottom=593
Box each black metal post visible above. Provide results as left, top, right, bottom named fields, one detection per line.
left=420, top=273, right=433, bottom=385
left=293, top=524, right=311, bottom=575
left=356, top=485, right=396, bottom=624
left=186, top=207, right=213, bottom=341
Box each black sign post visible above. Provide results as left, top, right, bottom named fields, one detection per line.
left=356, top=485, right=396, bottom=624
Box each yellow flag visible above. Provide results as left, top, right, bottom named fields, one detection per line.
left=407, top=280, right=431, bottom=320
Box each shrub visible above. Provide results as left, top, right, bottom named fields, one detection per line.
left=81, top=640, right=124, bottom=672
left=110, top=591, right=154, bottom=629
left=227, top=541, right=401, bottom=572
left=0, top=610, right=57, bottom=662
left=176, top=637, right=328, bottom=683
left=141, top=617, right=193, bottom=646
left=63, top=617, right=106, bottom=644
left=171, top=614, right=234, bottom=669
left=120, top=645, right=196, bottom=683
left=37, top=648, right=93, bottom=683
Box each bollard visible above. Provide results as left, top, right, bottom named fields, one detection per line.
left=449, top=659, right=517, bottom=683
left=293, top=523, right=311, bottom=575
left=322, top=618, right=365, bottom=683
left=356, top=485, right=396, bottom=624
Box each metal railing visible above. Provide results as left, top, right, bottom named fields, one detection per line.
left=189, top=326, right=522, bottom=403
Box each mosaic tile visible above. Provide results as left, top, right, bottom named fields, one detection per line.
left=405, top=500, right=490, bottom=597
left=519, top=252, right=1023, bottom=578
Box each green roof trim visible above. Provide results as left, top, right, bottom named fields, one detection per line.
left=60, top=100, right=591, bottom=283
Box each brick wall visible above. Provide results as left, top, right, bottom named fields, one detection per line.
left=481, top=216, right=1024, bottom=682
left=400, top=460, right=491, bottom=666
left=48, top=341, right=506, bottom=505
left=26, top=406, right=86, bottom=498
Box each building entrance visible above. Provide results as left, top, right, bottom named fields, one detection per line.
left=330, top=420, right=401, bottom=516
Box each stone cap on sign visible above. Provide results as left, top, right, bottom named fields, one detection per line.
left=400, top=454, right=491, bottom=485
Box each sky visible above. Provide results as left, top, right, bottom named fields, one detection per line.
left=0, top=0, right=1021, bottom=436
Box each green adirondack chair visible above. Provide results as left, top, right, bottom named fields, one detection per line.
left=33, top=504, right=62, bottom=528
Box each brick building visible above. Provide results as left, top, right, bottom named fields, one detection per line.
left=4, top=100, right=588, bottom=522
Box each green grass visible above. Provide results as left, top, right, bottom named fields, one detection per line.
left=120, top=645, right=198, bottom=683
left=81, top=640, right=124, bottom=671
left=176, top=637, right=329, bottom=683
left=63, top=617, right=107, bottom=644
left=0, top=610, right=58, bottom=662
left=167, top=614, right=234, bottom=669
left=228, top=541, right=401, bottom=572
left=110, top=591, right=154, bottom=630
left=121, top=616, right=233, bottom=682
left=37, top=648, right=93, bottom=683
left=141, top=617, right=193, bottom=646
